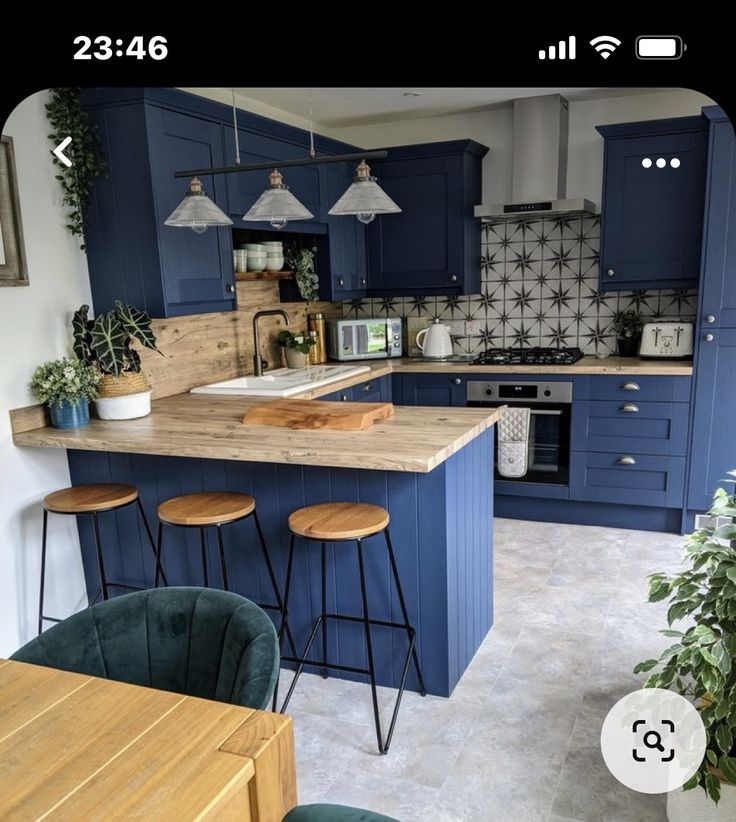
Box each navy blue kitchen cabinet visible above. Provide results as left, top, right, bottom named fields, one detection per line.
left=596, top=116, right=708, bottom=291
left=82, top=89, right=236, bottom=317
left=365, top=141, right=488, bottom=296
left=320, top=375, right=391, bottom=403
left=396, top=373, right=466, bottom=406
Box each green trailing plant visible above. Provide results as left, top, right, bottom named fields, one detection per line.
left=45, top=88, right=105, bottom=250
left=613, top=310, right=644, bottom=339
left=31, top=358, right=99, bottom=407
left=635, top=472, right=736, bottom=804
left=276, top=330, right=316, bottom=356
left=73, top=302, right=160, bottom=377
left=285, top=243, right=319, bottom=302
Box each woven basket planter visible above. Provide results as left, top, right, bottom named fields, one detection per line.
left=95, top=372, right=152, bottom=420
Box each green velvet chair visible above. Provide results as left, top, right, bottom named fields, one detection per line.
left=11, top=587, right=279, bottom=710
left=283, top=805, right=399, bottom=822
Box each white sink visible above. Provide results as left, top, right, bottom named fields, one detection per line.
left=190, top=365, right=372, bottom=398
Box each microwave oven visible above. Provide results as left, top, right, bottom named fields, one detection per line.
left=326, top=319, right=403, bottom=361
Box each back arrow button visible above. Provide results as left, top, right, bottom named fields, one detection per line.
left=53, top=136, right=72, bottom=167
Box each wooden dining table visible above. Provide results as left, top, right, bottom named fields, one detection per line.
left=0, top=658, right=297, bottom=821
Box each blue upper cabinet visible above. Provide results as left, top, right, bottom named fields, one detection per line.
left=82, top=89, right=236, bottom=317
left=596, top=116, right=708, bottom=291
left=365, top=141, right=488, bottom=296
left=698, top=108, right=736, bottom=328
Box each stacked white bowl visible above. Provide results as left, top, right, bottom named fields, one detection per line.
left=262, top=241, right=284, bottom=272
left=244, top=243, right=267, bottom=272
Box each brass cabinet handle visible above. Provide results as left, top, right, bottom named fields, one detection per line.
left=621, top=382, right=640, bottom=391
left=617, top=456, right=636, bottom=465
left=620, top=404, right=639, bottom=413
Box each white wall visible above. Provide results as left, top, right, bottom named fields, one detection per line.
left=332, top=89, right=716, bottom=207
left=0, top=91, right=91, bottom=655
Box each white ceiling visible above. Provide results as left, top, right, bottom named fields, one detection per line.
left=233, top=87, right=669, bottom=128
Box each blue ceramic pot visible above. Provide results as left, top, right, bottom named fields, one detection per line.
left=49, top=400, right=90, bottom=429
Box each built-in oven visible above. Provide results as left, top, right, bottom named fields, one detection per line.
left=467, top=381, right=573, bottom=485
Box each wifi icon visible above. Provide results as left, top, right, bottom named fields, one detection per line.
left=590, top=35, right=622, bottom=59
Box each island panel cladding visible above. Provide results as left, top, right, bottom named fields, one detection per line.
left=344, top=216, right=698, bottom=355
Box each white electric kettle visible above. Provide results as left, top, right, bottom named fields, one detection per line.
left=416, top=319, right=453, bottom=359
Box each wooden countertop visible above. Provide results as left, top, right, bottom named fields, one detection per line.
left=12, top=393, right=498, bottom=474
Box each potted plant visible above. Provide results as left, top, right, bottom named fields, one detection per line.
left=635, top=473, right=736, bottom=820
left=277, top=330, right=316, bottom=368
left=30, top=358, right=99, bottom=429
left=613, top=310, right=643, bottom=357
left=285, top=243, right=319, bottom=303
left=73, top=301, right=160, bottom=420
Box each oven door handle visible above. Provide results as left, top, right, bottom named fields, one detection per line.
left=528, top=408, right=564, bottom=416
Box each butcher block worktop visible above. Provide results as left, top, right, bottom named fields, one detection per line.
left=11, top=394, right=498, bottom=474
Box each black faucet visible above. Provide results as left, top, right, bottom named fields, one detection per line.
left=252, top=309, right=291, bottom=376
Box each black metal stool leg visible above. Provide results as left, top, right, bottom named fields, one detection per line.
left=92, top=512, right=109, bottom=601
left=200, top=528, right=210, bottom=587
left=273, top=533, right=296, bottom=713
left=216, top=525, right=229, bottom=591
left=252, top=512, right=297, bottom=657
left=356, top=538, right=384, bottom=755
left=154, top=522, right=164, bottom=588
left=384, top=526, right=427, bottom=697
left=38, top=509, right=49, bottom=635
left=321, top=542, right=328, bottom=679
left=137, top=497, right=167, bottom=586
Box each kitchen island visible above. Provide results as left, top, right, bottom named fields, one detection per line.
left=11, top=396, right=498, bottom=698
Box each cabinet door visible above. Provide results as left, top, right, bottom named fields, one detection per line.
left=320, top=162, right=368, bottom=299
left=600, top=128, right=707, bottom=291
left=148, top=108, right=235, bottom=315
left=399, top=374, right=465, bottom=406
left=222, top=126, right=320, bottom=231
left=367, top=156, right=464, bottom=294
left=700, top=118, right=736, bottom=327
left=687, top=328, right=736, bottom=511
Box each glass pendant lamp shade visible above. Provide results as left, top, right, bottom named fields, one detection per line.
left=243, top=169, right=314, bottom=230
left=164, top=177, right=233, bottom=233
left=328, top=160, right=401, bottom=224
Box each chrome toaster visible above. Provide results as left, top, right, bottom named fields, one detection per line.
left=638, top=322, right=694, bottom=359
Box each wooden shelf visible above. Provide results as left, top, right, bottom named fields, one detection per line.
left=235, top=270, right=294, bottom=282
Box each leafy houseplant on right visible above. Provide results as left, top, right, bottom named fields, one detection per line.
left=613, top=310, right=644, bottom=357
left=636, top=474, right=736, bottom=820
left=277, top=330, right=316, bottom=368
left=73, top=301, right=160, bottom=420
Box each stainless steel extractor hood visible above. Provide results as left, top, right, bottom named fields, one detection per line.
left=475, top=94, right=597, bottom=221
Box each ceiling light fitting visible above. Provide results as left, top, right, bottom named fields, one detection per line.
left=164, top=177, right=233, bottom=233
left=328, top=159, right=401, bottom=224
left=243, top=168, right=314, bottom=230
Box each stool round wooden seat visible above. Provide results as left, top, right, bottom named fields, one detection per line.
left=44, top=484, right=139, bottom=514
left=288, top=502, right=389, bottom=541
left=158, top=492, right=256, bottom=527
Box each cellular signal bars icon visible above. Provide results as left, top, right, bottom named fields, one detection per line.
left=538, top=35, right=576, bottom=60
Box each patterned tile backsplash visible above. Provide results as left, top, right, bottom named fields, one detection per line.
left=342, top=216, right=698, bottom=356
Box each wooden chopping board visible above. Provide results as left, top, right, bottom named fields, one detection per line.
left=242, top=399, right=395, bottom=431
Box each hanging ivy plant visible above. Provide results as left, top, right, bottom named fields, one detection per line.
left=45, top=88, right=105, bottom=250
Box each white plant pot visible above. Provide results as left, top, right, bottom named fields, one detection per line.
left=284, top=349, right=309, bottom=369
left=95, top=391, right=152, bottom=421
left=667, top=780, right=736, bottom=821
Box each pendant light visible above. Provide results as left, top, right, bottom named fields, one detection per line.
left=328, top=159, right=401, bottom=224
left=164, top=177, right=233, bottom=233
left=243, top=168, right=314, bottom=229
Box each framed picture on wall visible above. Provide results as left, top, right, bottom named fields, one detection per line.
left=0, top=135, right=28, bottom=286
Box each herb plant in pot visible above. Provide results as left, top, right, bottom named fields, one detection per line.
left=635, top=474, right=736, bottom=821
left=277, top=330, right=316, bottom=368
left=31, top=358, right=99, bottom=429
left=613, top=310, right=644, bottom=357
left=73, top=302, right=160, bottom=420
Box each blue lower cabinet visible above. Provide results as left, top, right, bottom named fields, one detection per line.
left=571, top=451, right=686, bottom=508
left=586, top=375, right=691, bottom=403
left=398, top=373, right=465, bottom=406
left=319, top=387, right=353, bottom=402
left=321, top=375, right=391, bottom=403
left=66, top=429, right=494, bottom=697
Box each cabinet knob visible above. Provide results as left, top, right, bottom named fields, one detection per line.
left=617, top=456, right=636, bottom=465
left=360, top=278, right=366, bottom=286
left=340, top=394, right=349, bottom=401
left=620, top=404, right=639, bottom=413
left=606, top=269, right=615, bottom=277
left=453, top=378, right=462, bottom=385
left=706, top=315, right=716, bottom=324
left=363, top=383, right=372, bottom=391
left=225, top=284, right=235, bottom=294
left=705, top=333, right=715, bottom=342
left=450, top=274, right=458, bottom=282
left=337, top=277, right=344, bottom=287
left=621, top=382, right=640, bottom=391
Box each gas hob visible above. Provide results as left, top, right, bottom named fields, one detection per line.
left=472, top=347, right=584, bottom=366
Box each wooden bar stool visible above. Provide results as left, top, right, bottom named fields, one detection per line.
left=39, top=484, right=163, bottom=634
left=277, top=502, right=426, bottom=755
left=155, top=492, right=296, bottom=655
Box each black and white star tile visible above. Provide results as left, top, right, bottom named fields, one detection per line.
left=342, top=217, right=698, bottom=356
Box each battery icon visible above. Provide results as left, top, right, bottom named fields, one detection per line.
left=636, top=35, right=685, bottom=59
